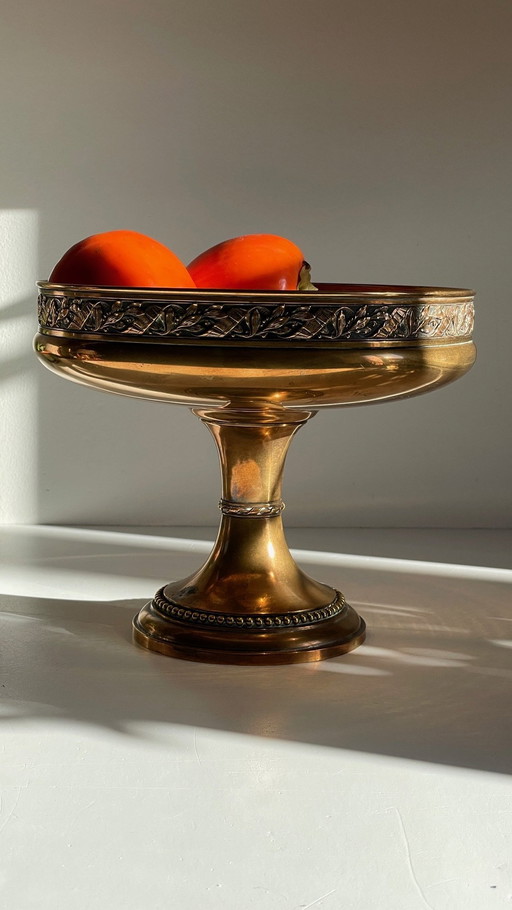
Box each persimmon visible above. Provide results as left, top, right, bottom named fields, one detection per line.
left=49, top=230, right=196, bottom=288
left=187, top=233, right=315, bottom=291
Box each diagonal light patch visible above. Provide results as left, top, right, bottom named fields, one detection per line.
left=0, top=209, right=39, bottom=523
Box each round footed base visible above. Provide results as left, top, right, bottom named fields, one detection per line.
left=133, top=594, right=366, bottom=666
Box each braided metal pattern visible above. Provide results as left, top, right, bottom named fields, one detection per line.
left=219, top=499, right=284, bottom=518
left=152, top=587, right=347, bottom=630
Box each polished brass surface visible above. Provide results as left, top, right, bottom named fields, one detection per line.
left=35, top=282, right=475, bottom=664
left=34, top=334, right=475, bottom=408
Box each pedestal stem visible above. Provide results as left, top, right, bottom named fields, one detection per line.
left=133, top=407, right=366, bottom=663
left=186, top=408, right=334, bottom=614
left=201, top=408, right=310, bottom=516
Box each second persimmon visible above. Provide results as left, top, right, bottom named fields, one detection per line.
left=187, top=233, right=313, bottom=290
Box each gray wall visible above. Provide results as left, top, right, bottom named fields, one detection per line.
left=1, top=0, right=510, bottom=526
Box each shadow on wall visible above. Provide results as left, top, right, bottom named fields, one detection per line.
left=1, top=528, right=511, bottom=776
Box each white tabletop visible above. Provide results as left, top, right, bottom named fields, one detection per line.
left=1, top=526, right=511, bottom=909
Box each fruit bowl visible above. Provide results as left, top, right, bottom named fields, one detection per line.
left=35, top=281, right=475, bottom=664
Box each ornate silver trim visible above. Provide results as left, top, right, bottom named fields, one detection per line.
left=152, top=587, right=347, bottom=630
left=38, top=294, right=474, bottom=343
left=219, top=499, right=285, bottom=518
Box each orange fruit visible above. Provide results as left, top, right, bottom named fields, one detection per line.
left=49, top=230, right=196, bottom=288
left=187, top=233, right=312, bottom=290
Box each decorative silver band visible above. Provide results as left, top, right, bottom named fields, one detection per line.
left=152, top=587, right=347, bottom=630
left=38, top=294, right=474, bottom=343
left=219, top=499, right=285, bottom=518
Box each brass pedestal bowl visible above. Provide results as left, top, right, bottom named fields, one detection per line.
left=35, top=282, right=475, bottom=664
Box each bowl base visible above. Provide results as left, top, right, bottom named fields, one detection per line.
left=132, top=596, right=366, bottom=666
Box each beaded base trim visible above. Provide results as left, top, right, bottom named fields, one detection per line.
left=152, top=587, right=347, bottom=630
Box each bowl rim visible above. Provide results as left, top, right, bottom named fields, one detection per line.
left=37, top=280, right=475, bottom=302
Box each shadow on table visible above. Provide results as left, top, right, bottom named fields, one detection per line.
left=1, top=551, right=511, bottom=775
